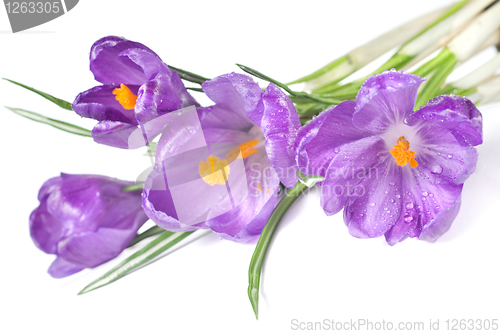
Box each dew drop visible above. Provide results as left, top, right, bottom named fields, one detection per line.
left=422, top=191, right=428, bottom=196
left=406, top=203, right=414, bottom=209
left=404, top=216, right=413, bottom=223
left=369, top=202, right=375, bottom=207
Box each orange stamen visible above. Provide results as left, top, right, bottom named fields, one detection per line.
left=226, top=139, right=259, bottom=161
left=199, top=156, right=230, bottom=186
left=390, top=136, right=418, bottom=168
left=113, top=84, right=137, bottom=110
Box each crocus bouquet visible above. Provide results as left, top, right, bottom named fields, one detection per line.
left=6, top=0, right=500, bottom=319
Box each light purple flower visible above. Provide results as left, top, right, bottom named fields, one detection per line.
left=296, top=70, right=482, bottom=245
left=72, top=36, right=198, bottom=149
left=30, top=173, right=149, bottom=278
left=142, top=73, right=301, bottom=242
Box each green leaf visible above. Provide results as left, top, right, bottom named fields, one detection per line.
left=79, top=231, right=193, bottom=295
left=3, top=78, right=73, bottom=110
left=247, top=181, right=309, bottom=319
left=186, top=87, right=204, bottom=92
left=5, top=107, right=92, bottom=137
left=415, top=51, right=457, bottom=109
left=121, top=182, right=144, bottom=192
left=167, top=65, right=210, bottom=85
left=236, top=64, right=343, bottom=105
left=128, top=225, right=164, bottom=248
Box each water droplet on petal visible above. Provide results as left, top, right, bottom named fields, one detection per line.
left=422, top=191, right=428, bottom=196
left=369, top=202, right=375, bottom=207
left=404, top=216, right=413, bottom=223
left=406, top=203, right=414, bottom=209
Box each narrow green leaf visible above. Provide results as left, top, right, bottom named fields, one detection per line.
left=248, top=181, right=308, bottom=319
left=121, top=182, right=144, bottom=192
left=236, top=64, right=343, bottom=105
left=5, top=107, right=92, bottom=137
left=3, top=78, right=73, bottom=110
left=128, top=225, right=165, bottom=248
left=186, top=87, right=204, bottom=92
left=415, top=52, right=457, bottom=109
left=79, top=231, right=193, bottom=295
left=286, top=55, right=348, bottom=85
left=167, top=65, right=210, bottom=85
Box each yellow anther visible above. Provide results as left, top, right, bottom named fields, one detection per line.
left=390, top=136, right=418, bottom=168
left=199, top=155, right=230, bottom=186
left=227, top=140, right=259, bottom=161
left=113, top=84, right=137, bottom=110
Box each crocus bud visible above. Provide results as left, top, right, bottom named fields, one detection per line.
left=30, top=173, right=149, bottom=278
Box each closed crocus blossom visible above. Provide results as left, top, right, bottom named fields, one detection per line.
left=30, top=174, right=149, bottom=278
left=142, top=73, right=301, bottom=242
left=296, top=70, right=482, bottom=245
left=72, top=36, right=198, bottom=149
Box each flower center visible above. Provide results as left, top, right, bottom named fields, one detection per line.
left=390, top=136, right=418, bottom=168
left=113, top=84, right=137, bottom=110
left=226, top=139, right=259, bottom=161
left=199, top=156, right=230, bottom=186
left=198, top=140, right=259, bottom=186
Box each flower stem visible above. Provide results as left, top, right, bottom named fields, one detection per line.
left=247, top=181, right=308, bottom=319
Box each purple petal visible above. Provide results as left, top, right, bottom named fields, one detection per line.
left=353, top=71, right=424, bottom=133
left=412, top=121, right=478, bottom=184
left=72, top=85, right=138, bottom=124
left=135, top=72, right=198, bottom=124
left=30, top=200, right=66, bottom=254
left=384, top=167, right=463, bottom=245
left=295, top=101, right=371, bottom=178
left=321, top=136, right=387, bottom=216
left=90, top=36, right=156, bottom=85
left=409, top=95, right=483, bottom=146
left=57, top=227, right=141, bottom=268
left=343, top=158, right=403, bottom=238
left=260, top=83, right=301, bottom=188
left=91, top=121, right=140, bottom=149
left=205, top=147, right=280, bottom=242
left=48, top=257, right=84, bottom=278
left=201, top=73, right=260, bottom=131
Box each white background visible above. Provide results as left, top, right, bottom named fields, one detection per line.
left=1, top=1, right=499, bottom=333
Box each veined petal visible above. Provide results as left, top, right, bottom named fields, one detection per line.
left=205, top=147, right=280, bottom=242
left=260, top=84, right=301, bottom=188
left=385, top=166, right=463, bottom=245
left=412, top=121, right=477, bottom=184
left=321, top=136, right=387, bottom=216
left=343, top=157, right=403, bottom=238
left=410, top=95, right=483, bottom=146
left=353, top=71, right=424, bottom=133
left=30, top=200, right=66, bottom=254
left=72, top=85, right=139, bottom=124
left=135, top=72, right=197, bottom=124
left=90, top=36, right=156, bottom=85
left=57, top=227, right=139, bottom=268
left=295, top=101, right=371, bottom=178
left=201, top=73, right=260, bottom=131
left=91, top=121, right=140, bottom=149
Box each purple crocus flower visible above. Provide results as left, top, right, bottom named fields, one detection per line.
left=296, top=70, right=482, bottom=245
left=72, top=36, right=198, bottom=149
left=142, top=73, right=301, bottom=242
left=30, top=173, right=149, bottom=278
